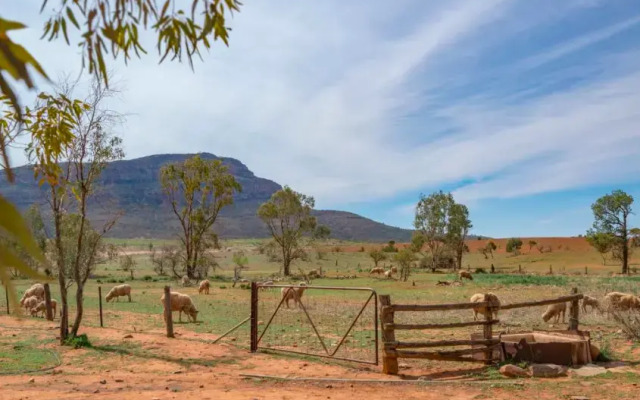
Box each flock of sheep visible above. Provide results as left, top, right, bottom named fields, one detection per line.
left=19, top=284, right=57, bottom=318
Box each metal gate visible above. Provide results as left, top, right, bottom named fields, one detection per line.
left=250, top=283, right=378, bottom=365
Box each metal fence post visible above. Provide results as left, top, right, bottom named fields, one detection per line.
left=250, top=282, right=258, bottom=352
left=98, top=286, right=104, bottom=327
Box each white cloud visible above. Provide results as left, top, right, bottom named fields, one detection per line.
left=5, top=0, right=640, bottom=217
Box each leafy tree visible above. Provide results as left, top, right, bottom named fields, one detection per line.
left=395, top=248, right=417, bottom=282
left=369, top=249, right=387, bottom=268
left=585, top=232, right=615, bottom=265
left=106, top=244, right=120, bottom=261
left=447, top=203, right=472, bottom=270
left=414, top=191, right=472, bottom=270
left=149, top=245, right=181, bottom=276
left=160, top=155, right=241, bottom=278
left=382, top=240, right=398, bottom=253
left=589, top=190, right=634, bottom=274
left=409, top=231, right=426, bottom=253
left=0, top=0, right=241, bottom=318
left=313, top=225, right=331, bottom=240
left=506, top=238, right=523, bottom=255
left=528, top=240, right=537, bottom=251
left=119, top=254, right=137, bottom=280
left=630, top=228, right=640, bottom=248
left=483, top=241, right=497, bottom=259
left=257, top=186, right=316, bottom=276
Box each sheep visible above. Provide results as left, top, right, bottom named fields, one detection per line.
left=384, top=270, right=394, bottom=279
left=22, top=295, right=40, bottom=312
left=105, top=284, right=132, bottom=302
left=259, top=280, right=274, bottom=290
left=470, top=293, right=501, bottom=321
left=390, top=266, right=398, bottom=274
left=369, top=267, right=384, bottom=275
left=581, top=295, right=601, bottom=313
left=20, top=284, right=44, bottom=306
left=281, top=283, right=307, bottom=309
left=30, top=299, right=58, bottom=318
left=181, top=275, right=190, bottom=287
left=542, top=302, right=566, bottom=323
left=198, top=280, right=210, bottom=295
left=160, top=291, right=199, bottom=323
left=458, top=270, right=473, bottom=281
left=606, top=293, right=640, bottom=312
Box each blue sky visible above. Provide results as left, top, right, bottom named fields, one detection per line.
left=5, top=0, right=640, bottom=237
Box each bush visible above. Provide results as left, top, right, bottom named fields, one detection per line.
left=142, top=275, right=153, bottom=281
left=610, top=311, right=640, bottom=341
left=359, top=246, right=365, bottom=252
left=106, top=278, right=117, bottom=283
left=382, top=241, right=398, bottom=253
left=65, top=334, right=92, bottom=349
left=474, top=268, right=487, bottom=274
left=333, top=246, right=342, bottom=253
left=219, top=285, right=227, bottom=289
left=506, top=238, right=523, bottom=254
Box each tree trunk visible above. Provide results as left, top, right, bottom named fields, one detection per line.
left=52, top=196, right=69, bottom=344
left=282, top=245, right=290, bottom=276
left=70, top=283, right=84, bottom=337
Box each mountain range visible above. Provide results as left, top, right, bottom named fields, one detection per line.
left=0, top=153, right=413, bottom=242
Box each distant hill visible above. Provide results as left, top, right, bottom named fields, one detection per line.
left=0, top=153, right=413, bottom=242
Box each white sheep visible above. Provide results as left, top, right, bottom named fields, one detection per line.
left=470, top=293, right=500, bottom=321
left=160, top=291, right=199, bottom=323
left=607, top=293, right=640, bottom=312
left=105, top=284, right=132, bottom=302
left=542, top=302, right=566, bottom=323
left=198, top=280, right=210, bottom=295
left=22, top=295, right=40, bottom=312
left=181, top=275, right=190, bottom=287
left=384, top=270, right=394, bottom=279
left=30, top=299, right=58, bottom=318
left=581, top=295, right=601, bottom=313
left=459, top=270, right=473, bottom=281
left=259, top=280, right=274, bottom=290
left=281, top=283, right=307, bottom=309
left=20, top=284, right=44, bottom=306
left=369, top=267, right=384, bottom=275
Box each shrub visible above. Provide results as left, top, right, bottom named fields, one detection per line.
left=506, top=238, right=523, bottom=254
left=65, top=334, right=92, bottom=349
left=142, top=275, right=153, bottom=281
left=382, top=240, right=398, bottom=253
left=474, top=268, right=487, bottom=274
left=359, top=246, right=365, bottom=252
left=219, top=285, right=227, bottom=289
left=333, top=246, right=342, bottom=253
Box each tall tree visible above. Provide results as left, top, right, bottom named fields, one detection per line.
left=369, top=249, right=387, bottom=268
left=589, top=190, right=634, bottom=274
left=447, top=203, right=472, bottom=270
left=413, top=191, right=472, bottom=270
left=395, top=248, right=417, bottom=282
left=257, top=187, right=316, bottom=276
left=160, top=155, right=241, bottom=279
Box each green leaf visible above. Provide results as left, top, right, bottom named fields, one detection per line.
left=66, top=7, right=80, bottom=29
left=0, top=195, right=46, bottom=264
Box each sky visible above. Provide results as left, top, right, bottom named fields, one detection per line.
left=4, top=0, right=640, bottom=238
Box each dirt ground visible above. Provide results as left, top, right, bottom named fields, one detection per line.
left=2, top=315, right=640, bottom=400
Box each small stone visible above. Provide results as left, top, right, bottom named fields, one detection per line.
left=115, top=379, right=124, bottom=383
left=399, top=363, right=411, bottom=370
left=28, top=378, right=35, bottom=383
left=173, top=370, right=183, bottom=374
left=326, top=384, right=333, bottom=389
left=200, top=385, right=204, bottom=388
left=529, top=364, right=568, bottom=378
left=571, top=364, right=608, bottom=378
left=100, top=379, right=107, bottom=384
left=52, top=369, right=62, bottom=375
left=93, top=389, right=100, bottom=394
left=499, top=364, right=529, bottom=378
left=123, top=334, right=133, bottom=339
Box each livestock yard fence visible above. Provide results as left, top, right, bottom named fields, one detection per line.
left=250, top=282, right=379, bottom=365
left=380, top=288, right=583, bottom=374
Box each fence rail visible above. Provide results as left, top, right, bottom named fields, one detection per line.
left=380, top=288, right=582, bottom=374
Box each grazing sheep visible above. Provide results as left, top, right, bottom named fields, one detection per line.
left=607, top=293, right=640, bottom=312
left=458, top=270, right=473, bottom=281
left=581, top=295, right=601, bottom=313
left=181, top=275, right=190, bottom=287
left=384, top=270, right=394, bottom=279
left=160, top=292, right=199, bottom=323
left=542, top=302, right=567, bottom=323
left=198, top=280, right=211, bottom=295
left=470, top=293, right=500, bottom=321
left=390, top=266, right=398, bottom=274
left=20, top=284, right=45, bottom=306
left=30, top=299, right=58, bottom=318
left=22, top=295, right=40, bottom=312
left=281, top=283, right=307, bottom=309
left=105, top=284, right=132, bottom=302
left=259, top=280, right=274, bottom=290
left=369, top=267, right=385, bottom=275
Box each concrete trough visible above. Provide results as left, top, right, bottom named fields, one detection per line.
left=472, top=330, right=593, bottom=365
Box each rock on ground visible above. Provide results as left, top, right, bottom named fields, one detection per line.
left=529, top=364, right=568, bottom=378
left=570, top=364, right=608, bottom=378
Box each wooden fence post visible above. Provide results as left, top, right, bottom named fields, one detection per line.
left=164, top=286, right=174, bottom=338
left=518, top=265, right=521, bottom=273
left=250, top=282, right=258, bottom=352
left=549, top=265, right=553, bottom=275
left=379, top=295, right=398, bottom=375
left=44, top=284, right=53, bottom=321
left=585, top=266, right=588, bottom=275
left=98, top=286, right=104, bottom=327
left=483, top=294, right=494, bottom=364
left=569, top=287, right=579, bottom=331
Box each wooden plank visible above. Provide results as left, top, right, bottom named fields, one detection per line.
left=483, top=294, right=494, bottom=364
left=391, top=339, right=499, bottom=349
left=397, top=346, right=501, bottom=359
left=390, top=302, right=488, bottom=312
left=386, top=320, right=499, bottom=330
left=501, top=294, right=583, bottom=310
